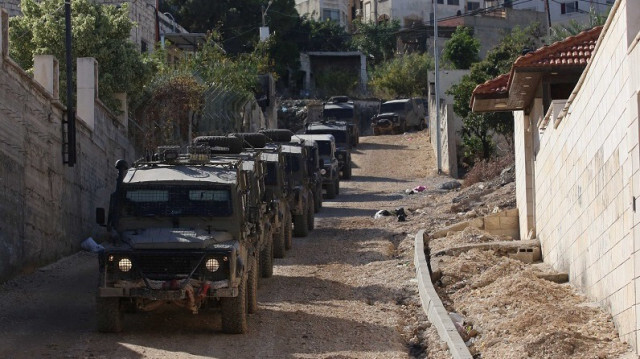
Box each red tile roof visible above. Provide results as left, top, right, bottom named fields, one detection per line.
left=513, top=26, right=601, bottom=68
left=473, top=73, right=509, bottom=96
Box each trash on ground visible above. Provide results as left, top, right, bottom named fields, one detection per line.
left=80, top=237, right=104, bottom=253
left=440, top=181, right=462, bottom=190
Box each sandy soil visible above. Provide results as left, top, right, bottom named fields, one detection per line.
left=0, top=130, right=451, bottom=359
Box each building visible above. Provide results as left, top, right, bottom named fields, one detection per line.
left=471, top=0, right=640, bottom=351
left=513, top=0, right=615, bottom=26
left=295, top=0, right=360, bottom=29
left=299, top=51, right=368, bottom=97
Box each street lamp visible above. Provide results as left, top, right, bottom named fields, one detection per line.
left=260, top=0, right=273, bottom=41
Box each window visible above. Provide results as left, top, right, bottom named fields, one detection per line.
left=322, top=8, right=340, bottom=22
left=447, top=0, right=459, bottom=5
left=467, top=1, right=480, bottom=11
left=560, top=1, right=578, bottom=14
left=141, top=40, right=148, bottom=53
left=628, top=0, right=640, bottom=47
left=437, top=0, right=444, bottom=4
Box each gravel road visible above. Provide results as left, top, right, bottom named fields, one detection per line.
left=0, top=131, right=451, bottom=359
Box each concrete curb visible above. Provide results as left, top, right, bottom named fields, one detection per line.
left=414, top=229, right=473, bottom=359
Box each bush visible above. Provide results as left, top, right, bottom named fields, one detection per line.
left=463, top=153, right=514, bottom=187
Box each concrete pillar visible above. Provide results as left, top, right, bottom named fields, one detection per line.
left=360, top=54, right=367, bottom=93
left=76, top=57, right=98, bottom=131
left=114, top=93, right=128, bottom=130
left=34, top=55, right=60, bottom=99
left=1, top=9, right=8, bottom=62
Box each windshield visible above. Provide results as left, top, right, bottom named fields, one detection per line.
left=380, top=102, right=406, bottom=113
left=120, top=185, right=233, bottom=217
left=307, top=130, right=347, bottom=144
left=323, top=108, right=353, bottom=119
left=317, top=141, right=332, bottom=156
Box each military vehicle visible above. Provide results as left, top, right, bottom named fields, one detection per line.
left=289, top=136, right=323, bottom=213
left=95, top=146, right=259, bottom=334
left=304, top=121, right=352, bottom=180
left=322, top=96, right=359, bottom=147
left=260, top=129, right=315, bottom=237
left=292, top=134, right=340, bottom=199
left=193, top=135, right=274, bottom=279
left=371, top=98, right=426, bottom=135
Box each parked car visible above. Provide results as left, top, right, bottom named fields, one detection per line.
left=371, top=98, right=427, bottom=135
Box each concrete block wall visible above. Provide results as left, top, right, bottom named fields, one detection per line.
left=531, top=0, right=640, bottom=350
left=0, top=9, right=134, bottom=281
left=0, top=1, right=19, bottom=16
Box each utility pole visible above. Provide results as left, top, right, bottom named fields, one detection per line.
left=260, top=1, right=273, bottom=41
left=64, top=0, right=76, bottom=166
left=433, top=0, right=441, bottom=174
left=544, top=0, right=551, bottom=30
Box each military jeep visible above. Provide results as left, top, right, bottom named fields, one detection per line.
left=260, top=129, right=315, bottom=238
left=304, top=121, right=352, bottom=180
left=293, top=134, right=340, bottom=199
left=289, top=136, right=324, bottom=213
left=95, top=147, right=259, bottom=334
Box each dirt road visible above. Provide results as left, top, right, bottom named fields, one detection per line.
left=0, top=132, right=450, bottom=359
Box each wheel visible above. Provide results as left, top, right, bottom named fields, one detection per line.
left=373, top=127, right=380, bottom=136
left=307, top=197, right=315, bottom=231
left=247, top=257, right=258, bottom=314
left=314, top=187, right=322, bottom=213
left=336, top=178, right=340, bottom=195
left=401, top=122, right=407, bottom=133
left=192, top=136, right=243, bottom=154
left=260, top=240, right=274, bottom=278
left=221, top=276, right=248, bottom=334
left=284, top=211, right=293, bottom=249
left=419, top=120, right=427, bottom=130
left=293, top=209, right=309, bottom=237
left=325, top=181, right=337, bottom=199
left=273, top=222, right=286, bottom=259
left=96, top=297, right=123, bottom=333
left=343, top=162, right=352, bottom=180
left=231, top=133, right=268, bottom=148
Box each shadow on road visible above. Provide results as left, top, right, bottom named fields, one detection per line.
left=357, top=142, right=407, bottom=151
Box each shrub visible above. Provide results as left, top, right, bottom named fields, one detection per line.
left=463, top=153, right=514, bottom=187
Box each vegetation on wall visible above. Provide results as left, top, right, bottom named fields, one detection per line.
left=368, top=53, right=434, bottom=98
left=351, top=19, right=401, bottom=66
left=9, top=0, right=153, bottom=112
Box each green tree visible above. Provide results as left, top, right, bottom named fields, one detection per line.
left=297, top=17, right=352, bottom=52
left=447, top=24, right=542, bottom=161
left=9, top=0, right=153, bottom=111
left=350, top=19, right=400, bottom=65
left=442, top=26, right=480, bottom=69
left=369, top=53, right=434, bottom=98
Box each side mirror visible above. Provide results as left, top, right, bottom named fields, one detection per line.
left=96, top=208, right=106, bottom=226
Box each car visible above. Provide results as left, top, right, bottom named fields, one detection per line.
left=304, top=121, right=352, bottom=180
left=371, top=98, right=427, bottom=135
left=322, top=97, right=359, bottom=147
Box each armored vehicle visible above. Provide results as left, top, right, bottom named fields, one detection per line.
left=371, top=98, right=426, bottom=135
left=292, top=134, right=339, bottom=199
left=322, top=97, right=359, bottom=147
left=95, top=147, right=259, bottom=334
left=289, top=136, right=323, bottom=212
left=304, top=121, right=352, bottom=180
left=260, top=129, right=315, bottom=237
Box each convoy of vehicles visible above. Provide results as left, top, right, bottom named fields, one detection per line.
left=95, top=127, right=350, bottom=334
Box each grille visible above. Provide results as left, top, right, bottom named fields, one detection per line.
left=135, top=254, right=203, bottom=277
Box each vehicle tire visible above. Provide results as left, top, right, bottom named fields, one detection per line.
left=193, top=136, right=243, bottom=154
left=293, top=210, right=309, bottom=237
left=221, top=276, right=248, bottom=334
left=231, top=133, right=268, bottom=148
left=259, top=129, right=294, bottom=142
left=260, top=240, right=274, bottom=278
left=336, top=178, right=340, bottom=195
left=343, top=162, right=352, bottom=180
left=400, top=122, right=407, bottom=134
left=273, top=224, right=286, bottom=259
left=314, top=187, right=322, bottom=213
left=284, top=211, right=293, bottom=248
left=419, top=120, right=427, bottom=130
left=247, top=257, right=258, bottom=314
left=307, top=197, right=315, bottom=231
left=325, top=181, right=337, bottom=199
left=96, top=297, right=123, bottom=333
left=373, top=127, right=380, bottom=136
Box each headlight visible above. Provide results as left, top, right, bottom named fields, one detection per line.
left=118, top=258, right=132, bottom=272
left=205, top=258, right=220, bottom=272
left=320, top=169, right=327, bottom=175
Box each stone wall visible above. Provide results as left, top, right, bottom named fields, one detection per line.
left=0, top=10, right=134, bottom=281
left=526, top=0, right=640, bottom=350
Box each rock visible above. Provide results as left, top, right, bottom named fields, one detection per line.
left=500, top=166, right=515, bottom=185
left=441, top=181, right=462, bottom=190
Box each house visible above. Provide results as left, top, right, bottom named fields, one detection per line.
left=295, top=0, right=360, bottom=29
left=299, top=51, right=368, bottom=98
left=470, top=0, right=640, bottom=351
